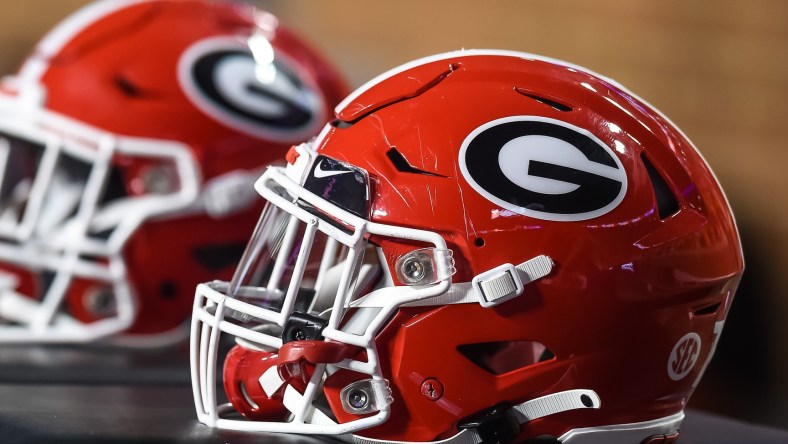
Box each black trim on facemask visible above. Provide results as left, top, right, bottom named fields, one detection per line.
left=282, top=311, right=328, bottom=343
left=386, top=147, right=447, bottom=177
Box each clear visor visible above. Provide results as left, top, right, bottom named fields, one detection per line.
left=222, top=200, right=382, bottom=331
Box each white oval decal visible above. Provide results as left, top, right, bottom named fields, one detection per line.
left=178, top=37, right=325, bottom=143
left=459, top=116, right=627, bottom=221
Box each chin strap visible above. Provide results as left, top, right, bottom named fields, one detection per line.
left=511, top=389, right=600, bottom=423
left=341, top=389, right=600, bottom=444
left=353, top=255, right=555, bottom=310
left=346, top=389, right=600, bottom=444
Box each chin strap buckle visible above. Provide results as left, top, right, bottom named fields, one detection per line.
left=458, top=390, right=601, bottom=444
left=458, top=403, right=521, bottom=444
left=472, top=255, right=554, bottom=308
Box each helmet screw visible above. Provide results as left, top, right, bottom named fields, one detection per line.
left=420, top=378, right=443, bottom=401
left=84, top=286, right=115, bottom=317
left=346, top=388, right=370, bottom=411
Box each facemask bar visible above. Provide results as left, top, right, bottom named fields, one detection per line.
left=0, top=97, right=200, bottom=343
left=191, top=164, right=452, bottom=435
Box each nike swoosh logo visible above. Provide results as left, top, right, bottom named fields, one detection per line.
left=313, top=160, right=353, bottom=178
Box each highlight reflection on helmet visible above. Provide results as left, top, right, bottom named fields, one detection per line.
left=191, top=50, right=743, bottom=443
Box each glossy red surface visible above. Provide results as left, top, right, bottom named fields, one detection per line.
left=223, top=345, right=290, bottom=422
left=310, top=52, right=743, bottom=441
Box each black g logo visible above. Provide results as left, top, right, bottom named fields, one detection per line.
left=459, top=117, right=627, bottom=221
left=178, top=37, right=324, bottom=142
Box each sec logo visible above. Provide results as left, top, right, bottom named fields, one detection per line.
left=459, top=116, right=627, bottom=221
left=668, top=332, right=702, bottom=381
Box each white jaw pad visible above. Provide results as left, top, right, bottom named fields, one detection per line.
left=282, top=385, right=336, bottom=425
left=260, top=365, right=285, bottom=398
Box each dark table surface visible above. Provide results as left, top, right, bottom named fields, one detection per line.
left=0, top=344, right=786, bottom=444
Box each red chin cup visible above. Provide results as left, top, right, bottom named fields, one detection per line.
left=223, top=341, right=362, bottom=421
left=277, top=340, right=363, bottom=386
left=223, top=345, right=291, bottom=422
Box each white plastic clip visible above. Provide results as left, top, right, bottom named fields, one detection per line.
left=472, top=255, right=554, bottom=308
left=259, top=366, right=286, bottom=397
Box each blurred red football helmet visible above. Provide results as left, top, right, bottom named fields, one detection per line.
left=0, top=0, right=347, bottom=345
left=191, top=50, right=743, bottom=443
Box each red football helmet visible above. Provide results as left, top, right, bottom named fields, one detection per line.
left=191, top=50, right=743, bottom=443
left=0, top=0, right=347, bottom=345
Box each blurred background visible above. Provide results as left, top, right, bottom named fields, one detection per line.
left=0, top=0, right=785, bottom=429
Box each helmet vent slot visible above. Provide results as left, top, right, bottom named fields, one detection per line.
left=458, top=340, right=554, bottom=375
left=514, top=87, right=573, bottom=112
left=330, top=119, right=353, bottom=129
left=641, top=154, right=679, bottom=219
left=386, top=148, right=446, bottom=177
left=114, top=75, right=142, bottom=98
left=693, top=302, right=721, bottom=317
left=336, top=63, right=459, bottom=124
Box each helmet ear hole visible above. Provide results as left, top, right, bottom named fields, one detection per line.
left=114, top=75, right=141, bottom=98
left=458, top=340, right=555, bottom=375
left=474, top=237, right=485, bottom=248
